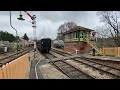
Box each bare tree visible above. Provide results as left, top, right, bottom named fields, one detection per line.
left=97, top=11, right=120, bottom=46
left=57, top=22, right=77, bottom=40
left=95, top=26, right=116, bottom=47
left=95, top=26, right=110, bottom=38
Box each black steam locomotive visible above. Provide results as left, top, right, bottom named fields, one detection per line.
left=36, top=38, right=51, bottom=53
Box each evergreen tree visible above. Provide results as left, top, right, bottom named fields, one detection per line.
left=0, top=31, right=16, bottom=42
left=22, top=33, right=29, bottom=41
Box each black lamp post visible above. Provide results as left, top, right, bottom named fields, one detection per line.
left=17, top=11, right=25, bottom=50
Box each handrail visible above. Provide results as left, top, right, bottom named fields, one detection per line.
left=86, top=37, right=100, bottom=53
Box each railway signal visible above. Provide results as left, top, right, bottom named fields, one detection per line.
left=18, top=11, right=37, bottom=58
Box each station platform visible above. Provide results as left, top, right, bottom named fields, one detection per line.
left=81, top=53, right=120, bottom=62
left=28, top=49, right=45, bottom=79
left=28, top=49, right=70, bottom=79
left=52, top=47, right=120, bottom=62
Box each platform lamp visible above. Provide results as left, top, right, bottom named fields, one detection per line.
left=17, top=11, right=25, bottom=21
left=17, top=11, right=25, bottom=50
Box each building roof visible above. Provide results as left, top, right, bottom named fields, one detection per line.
left=63, top=26, right=94, bottom=35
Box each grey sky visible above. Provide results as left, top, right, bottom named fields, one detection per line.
left=0, top=11, right=104, bottom=40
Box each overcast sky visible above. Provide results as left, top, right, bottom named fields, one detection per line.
left=0, top=11, right=104, bottom=40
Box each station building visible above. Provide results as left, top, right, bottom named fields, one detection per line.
left=63, top=26, right=94, bottom=54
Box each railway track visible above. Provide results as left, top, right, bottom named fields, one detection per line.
left=76, top=57, right=120, bottom=75
left=51, top=48, right=71, bottom=56
left=50, top=48, right=120, bottom=79
left=73, top=59, right=120, bottom=79
left=44, top=53, right=95, bottom=79
left=0, top=47, right=33, bottom=67
left=80, top=56, right=120, bottom=70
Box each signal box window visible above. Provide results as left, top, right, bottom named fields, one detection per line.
left=80, top=32, right=83, bottom=38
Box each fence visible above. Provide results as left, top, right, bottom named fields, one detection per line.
left=0, top=53, right=30, bottom=79
left=99, top=47, right=120, bottom=57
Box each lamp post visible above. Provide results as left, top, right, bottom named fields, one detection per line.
left=10, top=11, right=19, bottom=58
left=17, top=11, right=37, bottom=58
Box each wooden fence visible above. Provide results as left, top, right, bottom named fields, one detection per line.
left=0, top=53, right=30, bottom=79
left=99, top=47, right=120, bottom=57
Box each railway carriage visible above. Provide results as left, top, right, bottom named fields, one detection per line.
left=53, top=40, right=64, bottom=49
left=37, top=38, right=51, bottom=53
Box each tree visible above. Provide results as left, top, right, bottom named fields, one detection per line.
left=97, top=11, right=120, bottom=46
left=94, top=26, right=117, bottom=47
left=57, top=22, right=77, bottom=40
left=0, top=31, right=16, bottom=42
left=22, top=33, right=29, bottom=41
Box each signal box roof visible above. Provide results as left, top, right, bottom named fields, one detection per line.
left=63, top=26, right=94, bottom=35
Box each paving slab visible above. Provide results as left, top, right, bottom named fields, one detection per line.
left=28, top=49, right=45, bottom=79
left=39, top=63, right=69, bottom=79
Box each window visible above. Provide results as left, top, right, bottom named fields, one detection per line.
left=84, top=32, right=87, bottom=37
left=65, top=35, right=69, bottom=39
left=67, top=34, right=69, bottom=39
left=73, top=32, right=76, bottom=38
left=76, top=33, right=77, bottom=38
left=87, top=32, right=89, bottom=37
left=73, top=32, right=78, bottom=39
left=76, top=32, right=78, bottom=38
left=69, top=33, right=72, bottom=39
left=65, top=35, right=66, bottom=39
left=80, top=32, right=84, bottom=38
left=72, top=33, right=74, bottom=38
left=68, top=34, right=70, bottom=39
left=81, top=33, right=83, bottom=38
